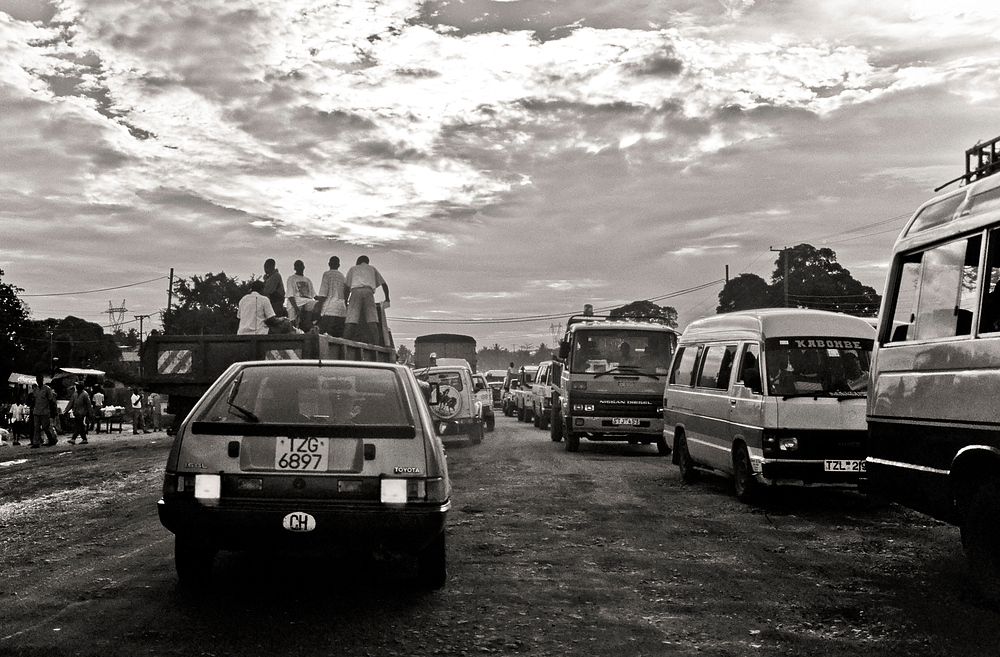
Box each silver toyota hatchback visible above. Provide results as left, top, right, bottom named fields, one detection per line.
left=157, top=360, right=451, bottom=588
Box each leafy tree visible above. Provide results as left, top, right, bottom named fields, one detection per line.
left=163, top=272, right=251, bottom=335
left=396, top=344, right=413, bottom=365
left=16, top=317, right=121, bottom=374
left=717, top=273, right=772, bottom=313
left=716, top=244, right=880, bottom=316
left=609, top=300, right=679, bottom=328
left=0, top=268, right=30, bottom=384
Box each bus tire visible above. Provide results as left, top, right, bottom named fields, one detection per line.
left=676, top=433, right=699, bottom=484
left=733, top=443, right=759, bottom=504
left=962, top=479, right=1000, bottom=606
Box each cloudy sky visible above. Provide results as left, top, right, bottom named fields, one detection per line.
left=3, top=0, right=999, bottom=351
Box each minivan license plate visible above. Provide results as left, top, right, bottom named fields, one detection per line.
left=824, top=459, right=865, bottom=472
left=612, top=418, right=640, bottom=426
left=275, top=437, right=328, bottom=471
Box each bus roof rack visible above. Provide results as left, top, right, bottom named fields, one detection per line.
left=935, top=135, right=1000, bottom=192
left=564, top=314, right=676, bottom=330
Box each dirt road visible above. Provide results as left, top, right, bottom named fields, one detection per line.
left=1, top=416, right=998, bottom=656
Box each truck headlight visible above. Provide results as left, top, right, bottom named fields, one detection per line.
left=779, top=437, right=798, bottom=451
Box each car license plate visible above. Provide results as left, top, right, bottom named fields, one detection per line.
left=612, top=418, right=640, bottom=426
left=824, top=459, right=865, bottom=472
left=275, top=437, right=328, bottom=471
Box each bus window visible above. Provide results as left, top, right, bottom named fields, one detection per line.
left=979, top=228, right=1000, bottom=334
left=887, top=234, right=981, bottom=342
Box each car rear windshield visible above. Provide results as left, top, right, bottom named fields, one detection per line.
left=196, top=364, right=412, bottom=427
left=763, top=336, right=873, bottom=397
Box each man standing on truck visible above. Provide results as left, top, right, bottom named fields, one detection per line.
left=344, top=255, right=389, bottom=344
left=262, top=259, right=285, bottom=317
left=285, top=259, right=318, bottom=330
left=315, top=256, right=347, bottom=338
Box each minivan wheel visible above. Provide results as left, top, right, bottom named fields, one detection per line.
left=676, top=434, right=699, bottom=483
left=416, top=532, right=447, bottom=589
left=733, top=444, right=760, bottom=504
left=174, top=536, right=216, bottom=587
left=962, top=480, right=1000, bottom=606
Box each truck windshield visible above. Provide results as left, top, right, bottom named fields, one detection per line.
left=763, top=336, right=873, bottom=397
left=569, top=329, right=673, bottom=375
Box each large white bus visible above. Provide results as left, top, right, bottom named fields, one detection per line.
left=868, top=136, right=1000, bottom=603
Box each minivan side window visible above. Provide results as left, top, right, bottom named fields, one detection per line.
left=735, top=343, right=762, bottom=394
left=886, top=234, right=981, bottom=342
left=979, top=228, right=1000, bottom=333
left=697, top=345, right=737, bottom=390
left=670, top=345, right=702, bottom=387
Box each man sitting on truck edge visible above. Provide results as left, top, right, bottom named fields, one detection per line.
left=238, top=279, right=280, bottom=335
left=285, top=259, right=318, bottom=330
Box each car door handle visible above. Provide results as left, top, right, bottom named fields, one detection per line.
left=729, top=399, right=737, bottom=406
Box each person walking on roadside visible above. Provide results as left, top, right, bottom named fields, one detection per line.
left=131, top=386, right=149, bottom=434
left=262, top=258, right=286, bottom=317
left=30, top=375, right=57, bottom=448
left=343, top=255, right=389, bottom=344
left=315, top=256, right=347, bottom=338
left=148, top=391, right=162, bottom=432
left=67, top=383, right=92, bottom=445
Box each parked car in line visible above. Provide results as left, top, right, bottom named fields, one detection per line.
left=472, top=372, right=496, bottom=432
left=414, top=365, right=484, bottom=445
left=529, top=360, right=562, bottom=430
left=157, top=360, right=451, bottom=588
left=483, top=369, right=507, bottom=409
left=512, top=366, right=539, bottom=422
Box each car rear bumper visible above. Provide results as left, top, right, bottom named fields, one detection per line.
left=158, top=497, right=449, bottom=551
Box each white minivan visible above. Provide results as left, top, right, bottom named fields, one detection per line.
left=664, top=309, right=876, bottom=503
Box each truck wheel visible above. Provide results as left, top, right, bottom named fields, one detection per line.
left=485, top=412, right=495, bottom=432
left=470, top=423, right=483, bottom=445
left=415, top=532, right=447, bottom=589
left=566, top=430, right=580, bottom=453
left=962, top=479, right=1000, bottom=606
left=517, top=404, right=525, bottom=422
left=532, top=408, right=541, bottom=428
left=538, top=406, right=549, bottom=430
left=732, top=443, right=759, bottom=504
left=550, top=409, right=563, bottom=442
left=676, top=433, right=699, bottom=484
left=175, top=536, right=216, bottom=588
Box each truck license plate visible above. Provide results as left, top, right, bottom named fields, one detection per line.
left=612, top=418, right=640, bottom=426
left=275, top=437, right=328, bottom=471
left=823, top=459, right=865, bottom=472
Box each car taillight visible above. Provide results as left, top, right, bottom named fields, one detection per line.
left=424, top=477, right=448, bottom=503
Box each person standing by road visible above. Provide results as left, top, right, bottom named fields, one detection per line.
left=67, top=383, right=92, bottom=445
left=343, top=255, right=389, bottom=344
left=315, top=256, right=347, bottom=338
left=148, top=391, right=162, bottom=432
left=30, top=375, right=57, bottom=448
left=91, top=386, right=104, bottom=433
left=261, top=258, right=286, bottom=317
left=130, top=387, right=149, bottom=434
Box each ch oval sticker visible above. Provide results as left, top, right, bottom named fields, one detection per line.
left=282, top=512, right=316, bottom=532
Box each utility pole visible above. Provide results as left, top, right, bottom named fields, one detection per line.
left=770, top=246, right=790, bottom=308
left=135, top=314, right=151, bottom=381
left=166, top=268, right=174, bottom=330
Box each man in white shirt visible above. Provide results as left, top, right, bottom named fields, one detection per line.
left=315, top=256, right=348, bottom=337
left=238, top=280, right=277, bottom=335
left=285, top=260, right=318, bottom=330
left=344, top=255, right=389, bottom=344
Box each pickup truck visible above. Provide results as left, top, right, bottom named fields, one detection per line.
left=529, top=360, right=562, bottom=430
left=141, top=331, right=395, bottom=433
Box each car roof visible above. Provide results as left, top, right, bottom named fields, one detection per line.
left=679, top=309, right=876, bottom=342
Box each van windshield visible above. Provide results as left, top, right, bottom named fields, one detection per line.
left=764, top=337, right=873, bottom=397
left=570, top=329, right=673, bottom=375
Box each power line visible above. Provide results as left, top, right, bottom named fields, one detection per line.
left=20, top=276, right=169, bottom=298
